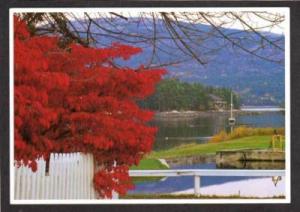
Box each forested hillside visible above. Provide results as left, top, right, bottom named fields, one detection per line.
left=140, top=79, right=240, bottom=111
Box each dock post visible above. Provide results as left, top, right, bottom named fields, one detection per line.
left=194, top=175, right=201, bottom=197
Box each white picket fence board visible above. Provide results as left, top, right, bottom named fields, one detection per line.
left=14, top=152, right=119, bottom=200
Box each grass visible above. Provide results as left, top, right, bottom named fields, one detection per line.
left=130, top=158, right=169, bottom=183
left=148, top=135, right=275, bottom=159
left=121, top=193, right=285, bottom=199
left=130, top=158, right=169, bottom=170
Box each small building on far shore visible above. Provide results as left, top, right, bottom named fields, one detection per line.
left=209, top=94, right=227, bottom=111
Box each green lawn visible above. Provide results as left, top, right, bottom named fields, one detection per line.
left=130, top=158, right=168, bottom=170
left=147, top=135, right=274, bottom=159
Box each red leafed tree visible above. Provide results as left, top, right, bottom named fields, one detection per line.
left=14, top=16, right=166, bottom=198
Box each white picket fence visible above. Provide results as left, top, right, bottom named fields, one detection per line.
left=14, top=152, right=118, bottom=200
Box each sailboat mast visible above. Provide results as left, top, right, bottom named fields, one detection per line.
left=228, top=91, right=235, bottom=133
left=230, top=92, right=233, bottom=118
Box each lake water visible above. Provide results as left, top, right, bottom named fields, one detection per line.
left=129, top=110, right=285, bottom=195
left=152, top=111, right=285, bottom=150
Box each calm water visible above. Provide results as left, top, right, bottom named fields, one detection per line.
left=152, top=111, right=285, bottom=150
left=129, top=111, right=285, bottom=194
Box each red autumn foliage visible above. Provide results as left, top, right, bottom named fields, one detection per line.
left=14, top=16, right=166, bottom=198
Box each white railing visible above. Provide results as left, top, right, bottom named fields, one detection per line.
left=14, top=153, right=118, bottom=200
left=129, top=169, right=285, bottom=196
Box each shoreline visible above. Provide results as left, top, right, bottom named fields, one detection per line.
left=162, top=151, right=285, bottom=168
left=164, top=154, right=215, bottom=167
left=154, top=109, right=284, bottom=119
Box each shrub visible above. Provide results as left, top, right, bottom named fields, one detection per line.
left=210, top=130, right=228, bottom=143
left=209, top=127, right=285, bottom=143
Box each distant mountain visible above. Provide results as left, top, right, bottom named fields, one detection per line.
left=73, top=18, right=285, bottom=106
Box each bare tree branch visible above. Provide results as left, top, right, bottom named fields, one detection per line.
left=20, top=11, right=285, bottom=67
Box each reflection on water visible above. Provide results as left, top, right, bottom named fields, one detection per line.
left=152, top=112, right=285, bottom=150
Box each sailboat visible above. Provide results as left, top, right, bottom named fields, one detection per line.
left=228, top=92, right=236, bottom=126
